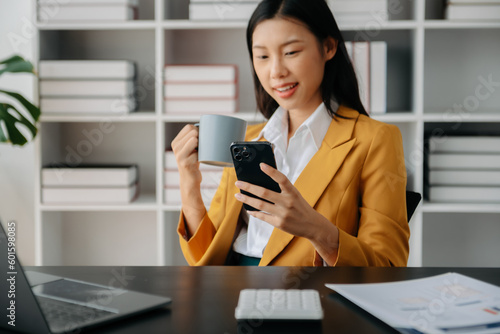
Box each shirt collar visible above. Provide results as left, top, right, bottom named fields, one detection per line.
left=254, top=102, right=335, bottom=150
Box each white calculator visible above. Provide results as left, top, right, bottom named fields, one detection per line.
left=235, top=289, right=324, bottom=320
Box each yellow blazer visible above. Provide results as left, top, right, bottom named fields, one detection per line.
left=177, top=106, right=410, bottom=266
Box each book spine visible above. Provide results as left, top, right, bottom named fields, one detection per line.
left=42, top=184, right=138, bottom=204
left=429, top=170, right=500, bottom=186
left=164, top=65, right=237, bottom=82
left=40, top=80, right=134, bottom=97
left=428, top=153, right=500, bottom=170
left=39, top=61, right=135, bottom=80
left=429, top=186, right=500, bottom=202
left=38, top=5, right=135, bottom=22
left=164, top=83, right=237, bottom=99
left=369, top=41, right=387, bottom=114
left=353, top=42, right=371, bottom=112
left=445, top=4, right=500, bottom=20
left=429, top=136, right=500, bottom=153
left=188, top=3, right=259, bottom=21
left=163, top=99, right=238, bottom=114
left=42, top=167, right=137, bottom=186
left=41, top=97, right=136, bottom=113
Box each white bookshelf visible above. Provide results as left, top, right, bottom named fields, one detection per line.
left=33, top=0, right=500, bottom=267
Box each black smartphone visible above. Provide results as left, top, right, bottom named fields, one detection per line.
left=230, top=141, right=281, bottom=211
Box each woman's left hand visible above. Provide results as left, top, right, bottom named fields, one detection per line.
left=234, top=163, right=329, bottom=240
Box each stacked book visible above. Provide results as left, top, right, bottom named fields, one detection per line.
left=164, top=151, right=223, bottom=207
left=345, top=41, right=387, bottom=114
left=427, top=136, right=500, bottom=203
left=189, top=0, right=259, bottom=21
left=164, top=64, right=238, bottom=115
left=445, top=0, right=500, bottom=20
left=327, top=0, right=388, bottom=25
left=39, top=60, right=137, bottom=114
left=42, top=164, right=139, bottom=204
left=37, top=0, right=138, bottom=22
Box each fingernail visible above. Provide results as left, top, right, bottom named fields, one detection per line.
left=235, top=181, right=242, bottom=188
left=235, top=193, right=243, bottom=200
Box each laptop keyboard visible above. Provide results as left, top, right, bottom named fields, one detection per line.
left=37, top=296, right=115, bottom=328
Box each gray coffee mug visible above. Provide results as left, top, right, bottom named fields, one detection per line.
left=197, top=115, right=247, bottom=167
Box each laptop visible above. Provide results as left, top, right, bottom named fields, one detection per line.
left=0, top=220, right=171, bottom=333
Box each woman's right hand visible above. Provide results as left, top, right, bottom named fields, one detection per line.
left=171, top=124, right=206, bottom=237
left=171, top=124, right=202, bottom=187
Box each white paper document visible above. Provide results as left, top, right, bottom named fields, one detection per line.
left=326, top=273, right=500, bottom=334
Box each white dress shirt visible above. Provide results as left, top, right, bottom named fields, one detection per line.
left=232, top=102, right=335, bottom=258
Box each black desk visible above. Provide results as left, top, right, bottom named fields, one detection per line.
left=27, top=266, right=500, bottom=334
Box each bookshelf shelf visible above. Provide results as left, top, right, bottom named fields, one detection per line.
left=33, top=0, right=500, bottom=267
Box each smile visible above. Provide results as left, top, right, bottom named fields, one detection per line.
left=275, top=83, right=298, bottom=92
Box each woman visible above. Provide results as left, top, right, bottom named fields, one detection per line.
left=172, top=0, right=410, bottom=266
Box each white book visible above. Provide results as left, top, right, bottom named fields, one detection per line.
left=164, top=151, right=225, bottom=171
left=429, top=170, right=500, bottom=186
left=428, top=153, right=500, bottom=170
left=448, top=0, right=500, bottom=3
left=164, top=151, right=178, bottom=170
left=42, top=164, right=138, bottom=187
left=38, top=5, right=136, bottom=22
left=328, top=0, right=387, bottom=13
left=40, top=80, right=135, bottom=97
left=42, top=184, right=138, bottom=204
left=335, top=12, right=388, bottom=25
left=189, top=2, right=258, bottom=21
left=39, top=61, right=135, bottom=80
left=41, top=97, right=136, bottom=113
left=429, top=186, right=500, bottom=203
left=164, top=99, right=238, bottom=114
left=38, top=0, right=138, bottom=5
left=445, top=4, right=500, bottom=20
left=369, top=41, right=387, bottom=114
left=164, top=170, right=222, bottom=187
left=353, top=42, right=370, bottom=112
left=345, top=41, right=353, bottom=60
left=429, top=136, right=500, bottom=153
left=164, top=187, right=217, bottom=207
left=164, top=65, right=237, bottom=82
left=189, top=0, right=259, bottom=2
left=164, top=83, right=237, bottom=99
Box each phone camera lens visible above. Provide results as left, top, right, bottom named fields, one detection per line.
left=242, top=151, right=250, bottom=158
left=235, top=154, right=242, bottom=161
left=233, top=147, right=241, bottom=154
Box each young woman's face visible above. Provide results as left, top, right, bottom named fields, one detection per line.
left=252, top=18, right=336, bottom=116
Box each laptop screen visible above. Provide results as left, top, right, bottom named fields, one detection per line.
left=0, top=220, right=52, bottom=333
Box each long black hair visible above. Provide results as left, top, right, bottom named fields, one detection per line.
left=246, top=0, right=369, bottom=119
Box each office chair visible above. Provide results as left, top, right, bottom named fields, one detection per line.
left=406, top=190, right=422, bottom=222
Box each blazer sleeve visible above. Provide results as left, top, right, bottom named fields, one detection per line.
left=334, top=124, right=410, bottom=267
left=177, top=166, right=238, bottom=265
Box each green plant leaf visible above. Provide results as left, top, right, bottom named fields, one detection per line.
left=0, top=103, right=38, bottom=146
left=0, top=55, right=25, bottom=65
left=0, top=89, right=41, bottom=122
left=0, top=56, right=34, bottom=76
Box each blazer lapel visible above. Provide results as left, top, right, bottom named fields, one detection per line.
left=260, top=106, right=359, bottom=266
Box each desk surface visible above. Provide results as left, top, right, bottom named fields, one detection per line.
left=27, top=266, right=500, bottom=334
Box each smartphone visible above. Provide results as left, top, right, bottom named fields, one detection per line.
left=230, top=141, right=281, bottom=211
